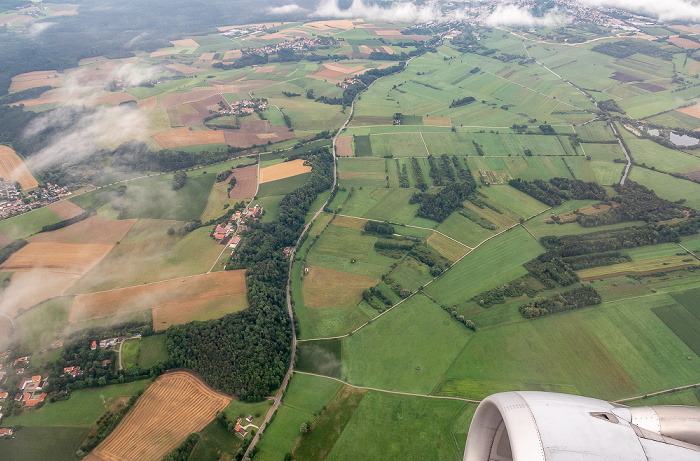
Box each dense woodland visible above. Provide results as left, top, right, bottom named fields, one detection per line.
left=165, top=149, right=334, bottom=399
left=410, top=155, right=477, bottom=222
left=519, top=286, right=601, bottom=319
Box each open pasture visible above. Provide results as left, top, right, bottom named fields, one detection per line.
left=629, top=167, right=700, bottom=210
left=0, top=146, right=38, bottom=190
left=343, top=294, right=474, bottom=394
left=435, top=212, right=494, bottom=248
left=28, top=216, right=136, bottom=245
left=389, top=257, right=433, bottom=292
left=69, top=220, right=223, bottom=293
left=257, top=172, right=310, bottom=197
left=480, top=185, right=549, bottom=219
left=90, top=371, right=231, bottom=461
left=622, top=134, right=700, bottom=173
left=647, top=110, right=700, bottom=131
left=302, top=265, right=379, bottom=308
left=369, top=133, right=428, bottom=157
left=425, top=226, right=543, bottom=306
left=575, top=121, right=615, bottom=142
left=69, top=270, right=247, bottom=328
left=357, top=188, right=420, bottom=224
left=259, top=158, right=311, bottom=183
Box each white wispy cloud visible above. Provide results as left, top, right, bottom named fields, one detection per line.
left=312, top=0, right=455, bottom=22
left=268, top=4, right=305, bottom=15
left=485, top=4, right=564, bottom=27
left=579, top=0, right=700, bottom=21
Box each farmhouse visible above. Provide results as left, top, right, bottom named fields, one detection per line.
left=15, top=368, right=24, bottom=375
left=91, top=341, right=97, bottom=350
left=63, top=366, right=83, bottom=377
left=213, top=222, right=234, bottom=241
left=13, top=356, right=29, bottom=366
left=19, top=375, right=42, bottom=391
left=0, top=427, right=11, bottom=437
left=229, top=235, right=241, bottom=249
left=103, top=359, right=111, bottom=367
left=0, top=391, right=7, bottom=401
left=99, top=338, right=117, bottom=348
left=234, top=418, right=247, bottom=437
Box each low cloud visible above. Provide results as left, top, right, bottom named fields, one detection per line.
left=579, top=0, right=700, bottom=21
left=485, top=4, right=564, bottom=27
left=25, top=22, right=55, bottom=37
left=312, top=0, right=452, bottom=22
left=268, top=4, right=305, bottom=15
left=113, top=63, right=161, bottom=87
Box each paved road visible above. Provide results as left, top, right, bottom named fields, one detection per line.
left=609, top=122, right=632, bottom=185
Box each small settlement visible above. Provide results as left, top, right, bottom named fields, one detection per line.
left=0, top=181, right=72, bottom=219
left=212, top=204, right=263, bottom=250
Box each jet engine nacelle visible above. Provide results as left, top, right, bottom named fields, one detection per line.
left=464, top=391, right=700, bottom=461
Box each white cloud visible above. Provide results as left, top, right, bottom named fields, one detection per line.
left=485, top=4, right=564, bottom=27
left=268, top=4, right=305, bottom=15
left=579, top=0, right=700, bottom=21
left=25, top=22, right=55, bottom=37
left=312, top=0, right=452, bottom=22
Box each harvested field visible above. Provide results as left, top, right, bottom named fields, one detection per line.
left=305, top=19, right=358, bottom=30
left=610, top=72, right=641, bottom=83
left=46, top=201, right=84, bottom=219
left=426, top=232, right=470, bottom=262
left=0, top=271, right=80, bottom=317
left=381, top=46, right=395, bottom=54
left=670, top=25, right=700, bottom=34
left=9, top=70, right=64, bottom=92
left=199, top=52, right=216, bottom=61
left=578, top=255, right=699, bottom=281
left=165, top=63, right=206, bottom=74
left=0, top=146, right=38, bottom=190
left=223, top=50, right=243, bottom=60
left=336, top=137, right=353, bottom=156
left=668, top=36, right=700, bottom=50
left=14, top=89, right=75, bottom=107
left=171, top=38, right=199, bottom=47
left=360, top=45, right=373, bottom=54
left=0, top=230, right=13, bottom=249
left=423, top=116, right=452, bottom=127
left=90, top=371, right=231, bottom=461
left=678, top=105, right=700, bottom=119
left=543, top=204, right=612, bottom=223
left=350, top=115, right=393, bottom=126
left=149, top=49, right=169, bottom=57
left=223, top=121, right=295, bottom=148
left=259, top=159, right=311, bottom=183
left=28, top=216, right=136, bottom=245
left=153, top=127, right=225, bottom=148
left=137, top=97, right=157, bottom=110
left=1, top=242, right=113, bottom=275
left=166, top=103, right=199, bottom=126
left=160, top=88, right=219, bottom=108
left=303, top=265, right=379, bottom=308
left=633, top=82, right=666, bottom=92
left=69, top=270, right=248, bottom=327
left=332, top=215, right=367, bottom=229
left=229, top=164, right=258, bottom=199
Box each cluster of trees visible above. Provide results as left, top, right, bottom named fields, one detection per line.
left=316, top=63, right=406, bottom=107
left=410, top=158, right=427, bottom=190
left=411, top=158, right=477, bottom=222
left=449, top=96, right=475, bottom=108
left=472, top=140, right=485, bottom=156
left=509, top=178, right=606, bottom=207
left=438, top=303, right=476, bottom=330
left=592, top=40, right=672, bottom=61
left=162, top=433, right=200, bottom=461
left=364, top=220, right=395, bottom=235
left=384, top=276, right=411, bottom=299
left=39, top=209, right=96, bottom=233
left=0, top=239, right=27, bottom=266
left=409, top=245, right=450, bottom=277
left=539, top=124, right=555, bottom=135
left=171, top=171, right=187, bottom=190
left=362, top=286, right=393, bottom=311
left=472, top=277, right=539, bottom=308
left=519, top=286, right=601, bottom=319
left=396, top=160, right=410, bottom=188
left=598, top=99, right=625, bottom=114
left=282, top=91, right=301, bottom=97
left=167, top=149, right=334, bottom=400
left=523, top=253, right=580, bottom=289
left=578, top=181, right=689, bottom=227
left=460, top=208, right=495, bottom=230
left=216, top=169, right=232, bottom=182
left=76, top=390, right=144, bottom=457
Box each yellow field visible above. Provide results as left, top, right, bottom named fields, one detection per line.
left=332, top=215, right=367, bottom=229
left=423, top=116, right=452, bottom=127
left=9, top=70, right=63, bottom=92
left=259, top=158, right=311, bottom=183
left=578, top=255, right=699, bottom=281
left=69, top=270, right=248, bottom=328
left=1, top=242, right=113, bottom=275
left=0, top=146, right=38, bottom=190
left=90, top=371, right=232, bottom=461
left=302, top=265, right=379, bottom=308
left=153, top=127, right=225, bottom=148
left=426, top=232, right=471, bottom=262
left=170, top=38, right=199, bottom=47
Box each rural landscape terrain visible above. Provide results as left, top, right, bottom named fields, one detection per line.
left=2, top=0, right=700, bottom=459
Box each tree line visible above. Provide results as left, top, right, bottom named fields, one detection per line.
left=519, top=286, right=601, bottom=319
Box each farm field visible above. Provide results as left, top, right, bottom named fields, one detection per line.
left=0, top=207, right=63, bottom=239
left=138, top=334, right=169, bottom=368
left=69, top=219, right=223, bottom=293
left=69, top=270, right=248, bottom=329
left=90, top=371, right=231, bottom=461
left=228, top=164, right=258, bottom=199
left=259, top=158, right=311, bottom=183
left=0, top=145, right=39, bottom=190
left=257, top=172, right=310, bottom=197
left=0, top=426, right=90, bottom=461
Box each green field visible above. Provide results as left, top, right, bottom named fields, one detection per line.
left=2, top=380, right=151, bottom=427
left=257, top=172, right=310, bottom=197
left=138, top=334, right=169, bottom=368
left=121, top=339, right=140, bottom=369
left=354, top=135, right=373, bottom=156
left=0, top=426, right=89, bottom=461
left=0, top=207, right=63, bottom=239
left=628, top=167, right=700, bottom=210
left=326, top=391, right=471, bottom=461
left=13, top=297, right=72, bottom=351
left=343, top=294, right=475, bottom=394
left=426, top=226, right=543, bottom=307
left=189, top=419, right=244, bottom=461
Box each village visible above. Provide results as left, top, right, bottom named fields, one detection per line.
left=0, top=181, right=72, bottom=220
left=241, top=36, right=338, bottom=57
left=219, top=98, right=268, bottom=116
left=212, top=204, right=263, bottom=249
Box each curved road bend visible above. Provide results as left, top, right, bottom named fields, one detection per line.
left=243, top=59, right=414, bottom=458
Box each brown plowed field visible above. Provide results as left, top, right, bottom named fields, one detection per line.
left=90, top=371, right=231, bottom=461
left=0, top=242, right=113, bottom=275
left=381, top=46, right=395, bottom=54
left=332, top=215, right=367, bottom=229
left=28, top=216, right=136, bottom=245
left=223, top=50, right=243, bottom=60
left=137, top=97, right=157, bottom=110
left=171, top=38, right=200, bottom=47
left=678, top=105, right=700, bottom=119
left=46, top=201, right=84, bottom=219
left=259, top=159, right=311, bottom=183
left=669, top=36, right=700, bottom=49
left=149, top=49, right=169, bottom=57
left=229, top=164, right=258, bottom=199
left=160, top=88, right=219, bottom=107
left=0, top=146, right=38, bottom=190
left=88, top=93, right=137, bottom=107
left=153, top=127, right=225, bottom=148
left=70, top=270, right=247, bottom=327
left=336, top=137, right=353, bottom=156
left=0, top=271, right=80, bottom=317
left=9, top=70, right=64, bottom=92
left=303, top=265, right=379, bottom=308
left=166, top=104, right=199, bottom=126
left=223, top=120, right=295, bottom=148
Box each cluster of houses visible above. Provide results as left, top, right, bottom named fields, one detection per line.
left=0, top=181, right=72, bottom=220
left=243, top=37, right=335, bottom=56
left=221, top=98, right=268, bottom=116
left=220, top=24, right=269, bottom=38
left=338, top=77, right=361, bottom=89
left=212, top=205, right=263, bottom=249
left=233, top=415, right=254, bottom=437
left=15, top=375, right=47, bottom=408
left=93, top=337, right=118, bottom=349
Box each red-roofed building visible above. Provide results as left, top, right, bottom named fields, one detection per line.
left=234, top=418, right=247, bottom=437
left=0, top=428, right=12, bottom=437
left=229, top=235, right=241, bottom=249
left=91, top=341, right=97, bottom=350
left=102, top=359, right=111, bottom=367
left=0, top=391, right=7, bottom=401
left=24, top=392, right=46, bottom=407
left=13, top=356, right=28, bottom=366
